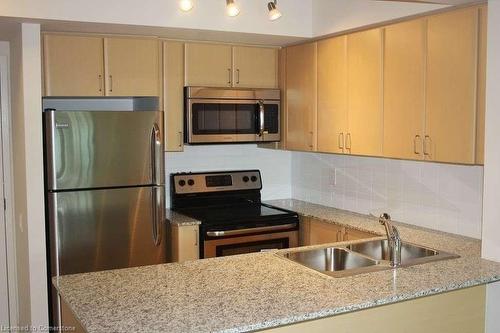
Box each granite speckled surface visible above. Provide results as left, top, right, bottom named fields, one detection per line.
left=55, top=199, right=500, bottom=333
left=165, top=208, right=201, bottom=226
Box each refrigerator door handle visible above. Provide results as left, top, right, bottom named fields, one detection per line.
left=151, top=123, right=162, bottom=185
left=152, top=186, right=163, bottom=246
left=45, top=109, right=58, bottom=189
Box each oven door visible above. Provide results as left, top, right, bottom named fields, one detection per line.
left=186, top=99, right=280, bottom=144
left=203, top=225, right=298, bottom=258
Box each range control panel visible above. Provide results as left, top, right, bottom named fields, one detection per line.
left=172, top=170, right=262, bottom=194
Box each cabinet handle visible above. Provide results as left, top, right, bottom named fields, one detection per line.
left=227, top=68, right=231, bottom=85
left=194, top=229, right=198, bottom=246
left=346, top=133, right=352, bottom=152
left=336, top=230, right=342, bottom=242
left=98, top=74, right=103, bottom=92
left=424, top=135, right=431, bottom=156
left=109, top=75, right=113, bottom=93
left=343, top=230, right=348, bottom=241
left=236, top=69, right=240, bottom=84
left=308, top=131, right=314, bottom=150
left=414, top=135, right=421, bottom=155
left=178, top=132, right=183, bottom=148
left=338, top=132, right=344, bottom=151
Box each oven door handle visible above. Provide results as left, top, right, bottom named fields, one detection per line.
left=206, top=223, right=297, bottom=237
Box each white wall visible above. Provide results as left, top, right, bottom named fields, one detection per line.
left=312, top=0, right=447, bottom=36
left=292, top=152, right=483, bottom=238
left=165, top=145, right=291, bottom=207
left=0, top=0, right=313, bottom=38
left=482, top=0, right=500, bottom=331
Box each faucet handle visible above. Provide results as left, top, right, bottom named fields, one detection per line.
left=379, top=213, right=391, bottom=224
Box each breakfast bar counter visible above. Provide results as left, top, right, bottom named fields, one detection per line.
left=53, top=200, right=500, bottom=333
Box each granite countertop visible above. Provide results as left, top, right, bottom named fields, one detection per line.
left=54, top=199, right=500, bottom=333
left=165, top=209, right=201, bottom=226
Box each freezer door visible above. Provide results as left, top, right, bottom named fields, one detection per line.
left=48, top=186, right=166, bottom=276
left=44, top=110, right=164, bottom=190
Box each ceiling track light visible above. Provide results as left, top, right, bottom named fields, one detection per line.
left=179, top=0, right=194, bottom=12
left=226, top=0, right=240, bottom=17
left=267, top=0, right=282, bottom=21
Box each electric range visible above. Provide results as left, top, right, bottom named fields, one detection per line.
left=170, top=170, right=299, bottom=258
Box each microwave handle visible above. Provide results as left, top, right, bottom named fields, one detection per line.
left=258, top=100, right=265, bottom=137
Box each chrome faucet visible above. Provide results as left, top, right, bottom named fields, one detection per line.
left=379, top=213, right=402, bottom=267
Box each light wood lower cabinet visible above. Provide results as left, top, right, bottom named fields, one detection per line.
left=425, top=7, right=479, bottom=164
left=285, top=42, right=317, bottom=151
left=171, top=224, right=200, bottom=263
left=163, top=41, right=185, bottom=151
left=301, top=217, right=378, bottom=246
left=261, top=285, right=486, bottom=333
left=383, top=19, right=426, bottom=160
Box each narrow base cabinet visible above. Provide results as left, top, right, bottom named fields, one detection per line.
left=170, top=224, right=200, bottom=263
left=261, top=285, right=486, bottom=333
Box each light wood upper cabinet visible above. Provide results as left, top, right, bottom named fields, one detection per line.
left=347, top=28, right=383, bottom=156
left=476, top=6, right=487, bottom=165
left=383, top=19, right=426, bottom=160
left=425, top=8, right=479, bottom=164
left=163, top=41, right=185, bottom=152
left=185, top=43, right=232, bottom=87
left=104, top=37, right=161, bottom=96
left=285, top=42, right=317, bottom=151
left=43, top=34, right=104, bottom=96
left=232, top=46, right=278, bottom=88
left=317, top=36, right=348, bottom=154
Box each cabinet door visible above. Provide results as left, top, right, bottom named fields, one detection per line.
left=347, top=29, right=383, bottom=156
left=343, top=227, right=378, bottom=242
left=476, top=6, right=487, bottom=165
left=185, top=43, right=232, bottom=87
left=163, top=41, right=185, bottom=152
left=383, top=20, right=426, bottom=160
left=317, top=36, right=348, bottom=154
left=285, top=42, right=317, bottom=151
left=171, top=224, right=199, bottom=263
left=43, top=34, right=104, bottom=96
left=425, top=8, right=478, bottom=164
left=104, top=37, right=161, bottom=96
left=232, top=46, right=278, bottom=88
left=308, top=218, right=344, bottom=245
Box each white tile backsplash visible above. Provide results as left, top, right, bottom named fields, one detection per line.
left=165, top=145, right=292, bottom=207
left=291, top=152, right=484, bottom=239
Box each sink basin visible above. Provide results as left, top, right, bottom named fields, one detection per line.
left=284, top=247, right=381, bottom=277
left=347, top=238, right=459, bottom=267
left=282, top=238, right=459, bottom=278
left=347, top=239, right=438, bottom=262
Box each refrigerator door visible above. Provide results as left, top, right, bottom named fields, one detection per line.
left=48, top=186, right=166, bottom=276
left=44, top=110, right=164, bottom=191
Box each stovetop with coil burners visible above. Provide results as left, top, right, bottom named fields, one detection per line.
left=170, top=170, right=299, bottom=231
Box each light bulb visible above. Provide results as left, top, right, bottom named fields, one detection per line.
left=179, top=0, right=194, bottom=12
left=268, top=1, right=282, bottom=21
left=226, top=0, right=240, bottom=17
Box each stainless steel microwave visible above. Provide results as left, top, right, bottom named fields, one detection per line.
left=185, top=87, right=281, bottom=144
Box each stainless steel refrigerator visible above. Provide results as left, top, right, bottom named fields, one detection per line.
left=43, top=98, right=166, bottom=327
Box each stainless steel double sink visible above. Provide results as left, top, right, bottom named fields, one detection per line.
left=282, top=238, right=459, bottom=278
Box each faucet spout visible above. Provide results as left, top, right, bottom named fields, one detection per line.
left=379, top=213, right=402, bottom=267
